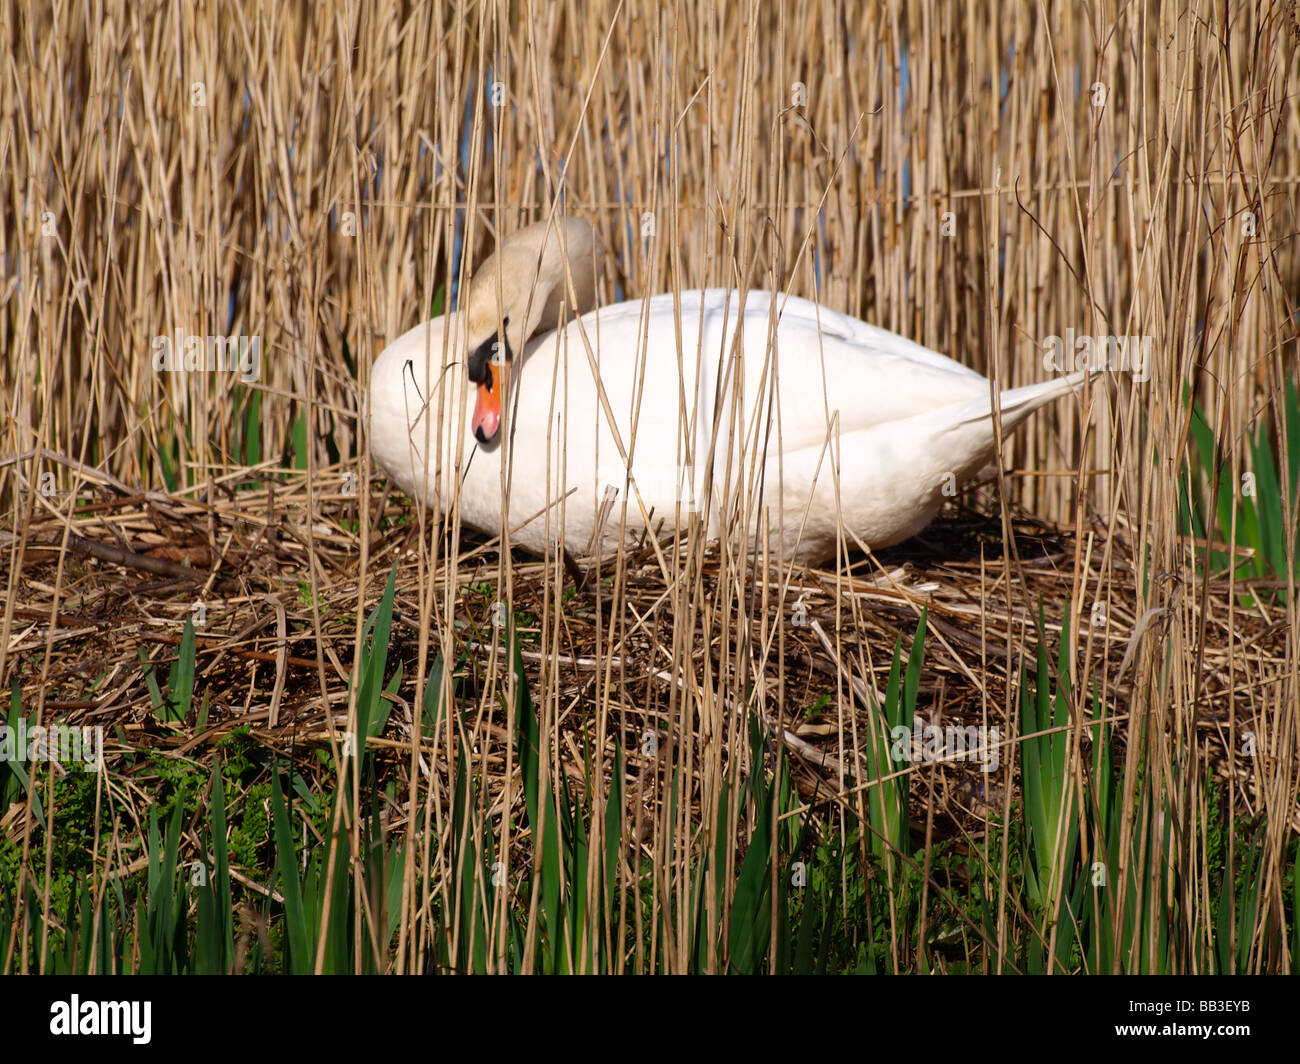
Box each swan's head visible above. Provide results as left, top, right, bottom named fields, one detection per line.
left=462, top=217, right=600, bottom=443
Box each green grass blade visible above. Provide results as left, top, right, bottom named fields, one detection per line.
left=270, top=771, right=311, bottom=973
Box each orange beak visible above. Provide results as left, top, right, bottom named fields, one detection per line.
left=471, top=360, right=508, bottom=443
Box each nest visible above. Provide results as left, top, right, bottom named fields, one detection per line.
left=4, top=454, right=1290, bottom=851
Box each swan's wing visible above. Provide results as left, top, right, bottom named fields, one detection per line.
left=563, top=290, right=992, bottom=453
left=734, top=293, right=991, bottom=450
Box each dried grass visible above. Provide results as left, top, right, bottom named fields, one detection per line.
left=2, top=0, right=1298, bottom=972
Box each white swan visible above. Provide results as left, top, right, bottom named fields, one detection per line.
left=369, top=217, right=1087, bottom=564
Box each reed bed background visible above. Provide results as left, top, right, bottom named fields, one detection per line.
left=1, top=0, right=1298, bottom=973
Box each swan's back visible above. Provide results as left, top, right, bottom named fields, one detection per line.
left=557, top=289, right=990, bottom=450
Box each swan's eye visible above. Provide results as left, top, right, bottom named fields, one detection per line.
left=467, top=336, right=493, bottom=383
left=467, top=331, right=513, bottom=383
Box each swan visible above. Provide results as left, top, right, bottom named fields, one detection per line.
left=368, top=216, right=1088, bottom=565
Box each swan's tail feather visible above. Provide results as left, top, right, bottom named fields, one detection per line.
left=954, top=368, right=1093, bottom=430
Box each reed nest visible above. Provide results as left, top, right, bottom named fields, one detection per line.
left=8, top=453, right=1292, bottom=854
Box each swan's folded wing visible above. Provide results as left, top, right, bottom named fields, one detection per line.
left=755, top=310, right=993, bottom=452
left=570, top=290, right=993, bottom=454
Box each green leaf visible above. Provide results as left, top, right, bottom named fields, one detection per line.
left=271, top=771, right=311, bottom=973
left=354, top=563, right=399, bottom=759
left=161, top=618, right=197, bottom=724
left=291, top=409, right=309, bottom=471
left=242, top=385, right=262, bottom=466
